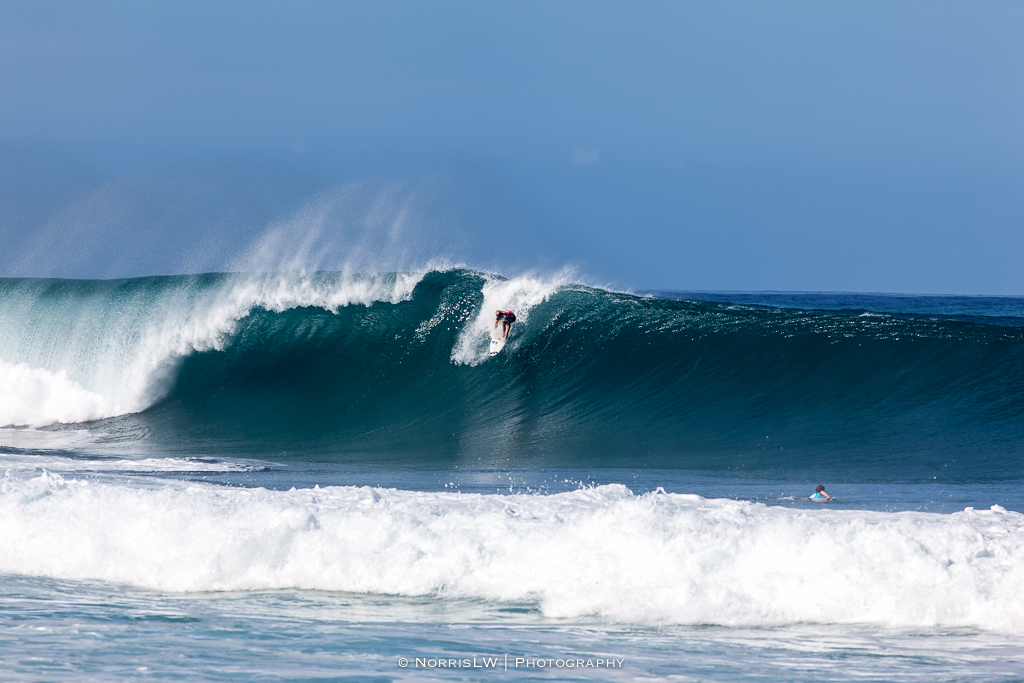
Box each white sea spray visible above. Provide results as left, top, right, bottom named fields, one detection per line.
left=1, top=475, right=1022, bottom=632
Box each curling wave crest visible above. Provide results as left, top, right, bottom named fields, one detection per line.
left=1, top=269, right=1023, bottom=475
left=0, top=271, right=423, bottom=427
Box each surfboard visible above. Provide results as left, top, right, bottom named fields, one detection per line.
left=489, top=334, right=507, bottom=356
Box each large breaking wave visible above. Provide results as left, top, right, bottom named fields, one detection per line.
left=1, top=269, right=1023, bottom=476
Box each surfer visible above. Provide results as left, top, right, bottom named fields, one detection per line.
left=810, top=484, right=831, bottom=502
left=495, top=309, right=516, bottom=340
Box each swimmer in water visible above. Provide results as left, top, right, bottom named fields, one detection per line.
left=810, top=484, right=831, bottom=502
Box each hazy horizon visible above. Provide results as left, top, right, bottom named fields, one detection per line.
left=2, top=1, right=1022, bottom=294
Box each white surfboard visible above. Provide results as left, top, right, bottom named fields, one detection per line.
left=489, top=334, right=507, bottom=356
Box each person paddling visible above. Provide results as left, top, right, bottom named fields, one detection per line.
left=810, top=484, right=831, bottom=502
left=495, top=309, right=516, bottom=339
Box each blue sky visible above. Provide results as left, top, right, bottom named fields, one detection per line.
left=1, top=1, right=1022, bottom=292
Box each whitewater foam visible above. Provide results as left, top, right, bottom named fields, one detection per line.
left=0, top=361, right=108, bottom=426
left=2, top=475, right=1022, bottom=632
left=0, top=449, right=263, bottom=475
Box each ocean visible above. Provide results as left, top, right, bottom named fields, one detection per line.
left=1, top=268, right=1023, bottom=681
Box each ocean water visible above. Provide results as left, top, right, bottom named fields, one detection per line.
left=1, top=269, right=1023, bottom=681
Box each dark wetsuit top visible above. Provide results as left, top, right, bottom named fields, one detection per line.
left=497, top=310, right=516, bottom=323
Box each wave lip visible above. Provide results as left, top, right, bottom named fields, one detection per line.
left=2, top=474, right=1022, bottom=631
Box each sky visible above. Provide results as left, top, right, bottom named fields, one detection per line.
left=1, top=0, right=1022, bottom=293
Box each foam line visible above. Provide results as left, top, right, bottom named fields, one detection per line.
left=2, top=476, right=1022, bottom=632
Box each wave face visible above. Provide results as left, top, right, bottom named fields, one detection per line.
left=2, top=270, right=1023, bottom=477
left=3, top=472, right=1024, bottom=631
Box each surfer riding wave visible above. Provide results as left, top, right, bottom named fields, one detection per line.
left=495, top=309, right=516, bottom=340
